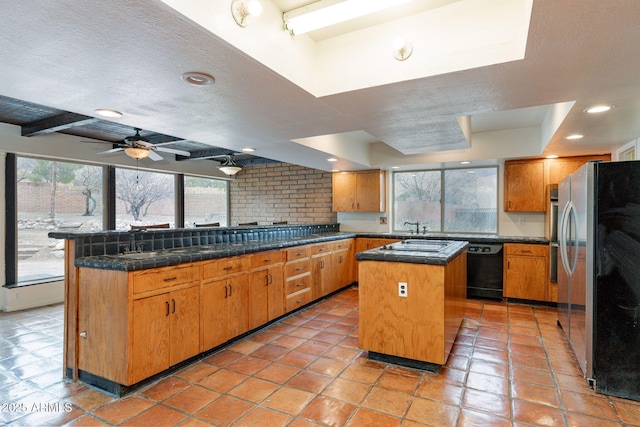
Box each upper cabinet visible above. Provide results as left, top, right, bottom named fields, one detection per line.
left=504, top=154, right=611, bottom=212
left=332, top=170, right=386, bottom=212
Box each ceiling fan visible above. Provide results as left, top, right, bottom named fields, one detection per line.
left=97, top=128, right=191, bottom=161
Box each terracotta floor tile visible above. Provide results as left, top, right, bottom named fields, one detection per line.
left=511, top=365, right=556, bottom=387
left=299, top=395, right=355, bottom=426
left=324, top=323, right=356, bottom=336
left=174, top=361, right=218, bottom=383
left=67, top=388, right=115, bottom=412
left=227, top=355, right=271, bottom=375
left=65, top=414, right=110, bottom=426
left=468, top=358, right=509, bottom=378
left=268, top=324, right=296, bottom=335
left=141, top=376, right=190, bottom=401
left=313, top=331, right=345, bottom=344
left=287, top=370, right=333, bottom=393
left=565, top=412, right=624, bottom=427
left=201, top=349, right=243, bottom=367
left=561, top=389, right=619, bottom=420
left=405, top=396, right=459, bottom=427
left=609, top=399, right=640, bottom=425
left=92, top=396, right=155, bottom=425
left=465, top=371, right=509, bottom=396
left=250, top=343, right=290, bottom=361
left=554, top=372, right=594, bottom=394
left=163, top=385, right=220, bottom=414
left=121, top=404, right=187, bottom=426
left=376, top=371, right=421, bottom=395
left=458, top=408, right=512, bottom=427
left=308, top=356, right=349, bottom=377
left=512, top=399, right=566, bottom=426
left=295, top=340, right=333, bottom=355
left=339, top=335, right=360, bottom=348
left=549, top=358, right=583, bottom=376
left=509, top=332, right=542, bottom=346
left=196, top=395, right=253, bottom=426
left=415, top=379, right=464, bottom=406
left=279, top=349, right=319, bottom=368
left=512, top=380, right=561, bottom=408
left=263, top=385, right=315, bottom=415
left=509, top=342, right=548, bottom=357
left=228, top=377, right=279, bottom=403
left=362, top=386, right=412, bottom=417
left=471, top=347, right=509, bottom=364
left=288, top=326, right=321, bottom=339
left=228, top=339, right=264, bottom=354
left=431, top=366, right=467, bottom=386
left=340, top=363, right=384, bottom=384
left=346, top=407, right=402, bottom=427
left=510, top=352, right=551, bottom=371
left=445, top=354, right=470, bottom=371
left=254, top=362, right=300, bottom=384
left=462, top=388, right=511, bottom=419
left=320, top=378, right=368, bottom=405
left=322, top=345, right=361, bottom=361
left=248, top=330, right=282, bottom=343
left=272, top=334, right=308, bottom=349
left=235, top=406, right=292, bottom=427
left=475, top=336, right=508, bottom=351
left=303, top=319, right=332, bottom=330
left=197, top=368, right=248, bottom=393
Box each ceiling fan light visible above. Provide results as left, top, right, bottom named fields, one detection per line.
left=124, top=147, right=150, bottom=159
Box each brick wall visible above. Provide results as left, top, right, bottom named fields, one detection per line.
left=230, top=163, right=337, bottom=225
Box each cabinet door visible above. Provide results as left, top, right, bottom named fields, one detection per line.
left=504, top=160, right=545, bottom=212
left=131, top=294, right=170, bottom=383
left=355, top=170, right=384, bottom=212
left=311, top=253, right=331, bottom=298
left=202, top=279, right=230, bottom=349
left=226, top=275, right=249, bottom=339
left=332, top=248, right=352, bottom=291
left=169, top=286, right=200, bottom=365
left=504, top=255, right=547, bottom=301
left=248, top=269, right=269, bottom=330
left=332, top=172, right=356, bottom=211
left=267, top=265, right=285, bottom=321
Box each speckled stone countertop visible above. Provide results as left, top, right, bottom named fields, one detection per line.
left=75, top=232, right=356, bottom=271
left=356, top=232, right=548, bottom=244
left=355, top=240, right=469, bottom=266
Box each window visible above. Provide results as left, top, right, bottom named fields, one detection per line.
left=184, top=176, right=228, bottom=227
left=393, top=167, right=497, bottom=233
left=16, top=157, right=104, bottom=283
left=115, top=168, right=175, bottom=229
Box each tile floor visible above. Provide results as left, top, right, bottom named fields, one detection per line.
left=1, top=287, right=640, bottom=426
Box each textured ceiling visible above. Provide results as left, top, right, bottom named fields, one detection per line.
left=1, top=0, right=639, bottom=173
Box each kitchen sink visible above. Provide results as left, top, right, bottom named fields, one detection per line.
left=382, top=240, right=452, bottom=253
left=117, top=251, right=164, bottom=259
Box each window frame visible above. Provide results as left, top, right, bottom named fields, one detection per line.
left=392, top=165, right=498, bottom=234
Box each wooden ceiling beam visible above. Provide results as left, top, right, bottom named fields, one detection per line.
left=21, top=112, right=100, bottom=136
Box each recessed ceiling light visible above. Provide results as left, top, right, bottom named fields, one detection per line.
left=241, top=147, right=256, bottom=152
left=94, top=109, right=123, bottom=118
left=327, top=158, right=338, bottom=162
left=332, top=169, right=340, bottom=172
left=460, top=161, right=470, bottom=165
left=181, top=72, right=215, bottom=86
left=564, top=134, right=584, bottom=140
left=391, top=166, right=400, bottom=169
left=546, top=155, right=559, bottom=159
left=584, top=105, right=613, bottom=114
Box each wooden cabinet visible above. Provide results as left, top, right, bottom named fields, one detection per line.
left=504, top=159, right=546, bottom=212
left=354, top=238, right=401, bottom=277
left=504, top=155, right=611, bottom=212
left=248, top=250, right=285, bottom=329
left=332, top=170, right=386, bottom=212
left=332, top=241, right=354, bottom=292
left=311, top=252, right=331, bottom=300
left=131, top=284, right=199, bottom=383
left=504, top=243, right=549, bottom=302
left=284, top=246, right=312, bottom=313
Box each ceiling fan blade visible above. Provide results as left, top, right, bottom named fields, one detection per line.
left=97, top=147, right=124, bottom=155
left=155, top=147, right=191, bottom=156
left=148, top=150, right=164, bottom=161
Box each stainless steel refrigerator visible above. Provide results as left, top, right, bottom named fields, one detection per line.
left=558, top=160, right=640, bottom=401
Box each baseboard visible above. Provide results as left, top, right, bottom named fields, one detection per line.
left=1, top=280, right=64, bottom=312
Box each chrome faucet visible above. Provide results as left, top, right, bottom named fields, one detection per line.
left=404, top=221, right=420, bottom=234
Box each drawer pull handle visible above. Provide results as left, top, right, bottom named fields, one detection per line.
left=166, top=301, right=170, bottom=316
left=224, top=285, right=228, bottom=298
left=268, top=273, right=273, bottom=285
left=296, top=299, right=304, bottom=303
left=296, top=267, right=302, bottom=271
left=521, top=250, right=532, bottom=253
left=264, top=258, right=272, bottom=262
left=229, top=284, right=233, bottom=296
left=172, top=299, right=176, bottom=313
left=223, top=266, right=234, bottom=270
left=296, top=283, right=303, bottom=287
left=164, top=276, right=177, bottom=282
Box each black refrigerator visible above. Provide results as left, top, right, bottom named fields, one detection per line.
left=558, top=160, right=640, bottom=401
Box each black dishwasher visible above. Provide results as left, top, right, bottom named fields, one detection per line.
left=467, top=243, right=503, bottom=300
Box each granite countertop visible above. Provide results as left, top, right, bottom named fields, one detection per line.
left=76, top=232, right=356, bottom=271
left=355, top=240, right=469, bottom=266
left=357, top=232, right=548, bottom=245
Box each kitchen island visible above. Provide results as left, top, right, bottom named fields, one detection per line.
left=356, top=240, right=468, bottom=371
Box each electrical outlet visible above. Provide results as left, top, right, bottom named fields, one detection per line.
left=518, top=217, right=525, bottom=225
left=398, top=282, right=408, bottom=297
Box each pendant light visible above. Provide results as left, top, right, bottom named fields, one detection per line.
left=218, top=155, right=243, bottom=176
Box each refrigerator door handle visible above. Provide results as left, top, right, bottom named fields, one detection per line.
left=568, top=204, right=579, bottom=274
left=559, top=201, right=575, bottom=277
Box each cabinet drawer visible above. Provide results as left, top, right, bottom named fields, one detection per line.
left=286, top=246, right=310, bottom=261
left=286, top=288, right=312, bottom=312
left=284, top=259, right=311, bottom=278
left=333, top=239, right=352, bottom=251
left=132, top=264, right=195, bottom=294
left=249, top=250, right=285, bottom=269
left=202, top=256, right=248, bottom=279
left=285, top=274, right=311, bottom=295
left=311, top=242, right=332, bottom=256
left=504, top=244, right=547, bottom=257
